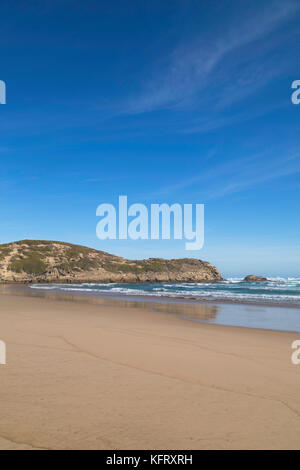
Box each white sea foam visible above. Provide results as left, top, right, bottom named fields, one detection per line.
left=30, top=278, right=300, bottom=305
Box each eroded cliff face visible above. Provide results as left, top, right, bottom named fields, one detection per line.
left=0, top=240, right=223, bottom=283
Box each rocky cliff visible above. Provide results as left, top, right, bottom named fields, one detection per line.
left=0, top=240, right=222, bottom=283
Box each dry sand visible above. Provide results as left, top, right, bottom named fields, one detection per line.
left=0, top=289, right=299, bottom=450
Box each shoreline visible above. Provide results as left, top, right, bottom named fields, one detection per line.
left=1, top=284, right=300, bottom=333
left=2, top=281, right=300, bottom=309
left=0, top=289, right=299, bottom=449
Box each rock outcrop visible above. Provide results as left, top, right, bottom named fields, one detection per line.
left=0, top=240, right=223, bottom=283
left=244, top=275, right=268, bottom=282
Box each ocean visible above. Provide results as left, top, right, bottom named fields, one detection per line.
left=30, top=278, right=300, bottom=305
left=28, top=278, right=300, bottom=332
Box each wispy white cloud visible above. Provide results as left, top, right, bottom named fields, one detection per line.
left=205, top=153, right=300, bottom=199
left=154, top=151, right=300, bottom=200
left=122, top=0, right=300, bottom=116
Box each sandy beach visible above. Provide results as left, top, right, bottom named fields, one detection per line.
left=0, top=289, right=300, bottom=450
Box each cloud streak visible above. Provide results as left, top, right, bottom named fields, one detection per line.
left=122, top=0, right=300, bottom=116
left=154, top=151, right=300, bottom=200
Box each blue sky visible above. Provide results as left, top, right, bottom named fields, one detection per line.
left=0, top=0, right=300, bottom=277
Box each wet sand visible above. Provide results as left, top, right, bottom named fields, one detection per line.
left=0, top=289, right=300, bottom=449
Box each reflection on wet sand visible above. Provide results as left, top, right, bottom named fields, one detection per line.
left=0, top=284, right=220, bottom=323
left=1, top=284, right=299, bottom=332
left=148, top=302, right=219, bottom=322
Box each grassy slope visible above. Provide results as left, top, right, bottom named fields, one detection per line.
left=0, top=240, right=221, bottom=279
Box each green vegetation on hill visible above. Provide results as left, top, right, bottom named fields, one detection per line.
left=103, top=259, right=166, bottom=274
left=9, top=255, right=47, bottom=275
left=0, top=247, right=10, bottom=261
left=0, top=240, right=222, bottom=282
left=5, top=241, right=102, bottom=275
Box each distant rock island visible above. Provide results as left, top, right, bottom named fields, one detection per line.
left=244, top=275, right=268, bottom=282
left=0, top=240, right=223, bottom=284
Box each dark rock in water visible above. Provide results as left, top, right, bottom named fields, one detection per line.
left=244, top=275, right=268, bottom=282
